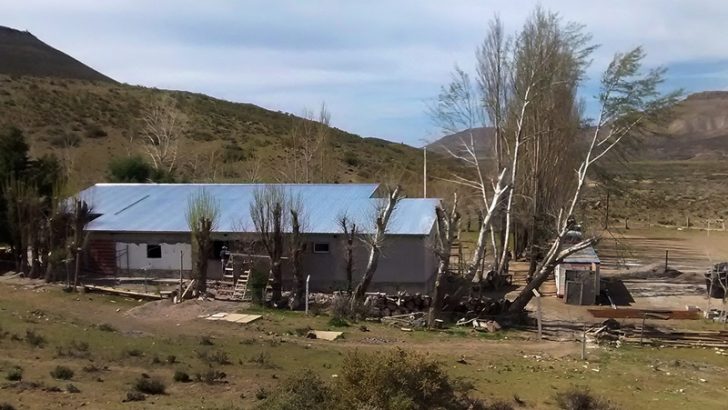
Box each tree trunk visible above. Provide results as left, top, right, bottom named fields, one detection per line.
left=428, top=199, right=460, bottom=328
left=351, top=247, right=380, bottom=311
left=289, top=210, right=305, bottom=310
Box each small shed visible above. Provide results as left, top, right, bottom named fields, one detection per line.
left=555, top=246, right=601, bottom=305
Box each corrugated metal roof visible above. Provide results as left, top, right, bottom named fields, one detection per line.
left=79, top=183, right=438, bottom=236
left=562, top=246, right=601, bottom=264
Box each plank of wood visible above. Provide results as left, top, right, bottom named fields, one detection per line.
left=181, top=280, right=196, bottom=299
left=83, top=285, right=164, bottom=300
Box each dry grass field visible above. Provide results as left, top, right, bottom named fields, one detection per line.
left=2, top=225, right=728, bottom=410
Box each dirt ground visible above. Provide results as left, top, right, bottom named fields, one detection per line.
left=1, top=227, right=727, bottom=409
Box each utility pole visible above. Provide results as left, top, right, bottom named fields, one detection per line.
left=423, top=146, right=427, bottom=198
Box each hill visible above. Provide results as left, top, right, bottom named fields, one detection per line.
left=428, top=92, right=728, bottom=161
left=0, top=75, right=451, bottom=191
left=0, top=25, right=113, bottom=82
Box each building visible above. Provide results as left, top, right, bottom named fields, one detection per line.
left=554, top=245, right=601, bottom=305
left=78, top=183, right=440, bottom=293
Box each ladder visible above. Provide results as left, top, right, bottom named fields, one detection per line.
left=232, top=269, right=252, bottom=301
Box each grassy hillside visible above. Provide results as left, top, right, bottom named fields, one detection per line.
left=0, top=75, right=453, bottom=192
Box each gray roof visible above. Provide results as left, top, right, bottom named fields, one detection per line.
left=562, top=246, right=601, bottom=264
left=79, top=183, right=438, bottom=236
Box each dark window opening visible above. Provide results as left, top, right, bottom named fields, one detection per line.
left=313, top=242, right=330, bottom=254
left=146, top=244, right=162, bottom=259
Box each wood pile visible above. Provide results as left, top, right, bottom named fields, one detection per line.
left=364, top=292, right=432, bottom=317
left=444, top=295, right=511, bottom=319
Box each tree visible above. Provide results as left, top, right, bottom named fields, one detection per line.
left=350, top=186, right=403, bottom=310
left=338, top=213, right=358, bottom=292
left=140, top=96, right=185, bottom=174
left=428, top=194, right=460, bottom=327
left=69, top=198, right=93, bottom=290
left=288, top=104, right=331, bottom=182
left=186, top=189, right=219, bottom=295
left=250, top=185, right=287, bottom=305
left=0, top=126, right=30, bottom=247
left=508, top=47, right=679, bottom=313
left=288, top=196, right=307, bottom=310
left=107, top=155, right=173, bottom=183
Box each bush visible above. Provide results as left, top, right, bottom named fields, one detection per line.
left=24, top=329, right=46, bottom=348
left=249, top=351, right=276, bottom=369
left=98, top=323, right=116, bottom=332
left=327, top=317, right=350, bottom=328
left=166, top=355, right=177, bottom=364
left=173, top=370, right=191, bottom=383
left=199, top=336, right=214, bottom=346
left=48, top=133, right=81, bottom=148
left=66, top=383, right=81, bottom=393
left=556, top=387, right=616, bottom=410
left=194, top=369, right=227, bottom=384
left=123, top=348, right=144, bottom=357
left=335, top=349, right=482, bottom=410
left=85, top=124, right=108, bottom=138
left=50, top=365, right=74, bottom=380
left=107, top=155, right=174, bottom=183
left=5, top=367, right=22, bottom=381
left=134, top=376, right=166, bottom=395
left=0, top=403, right=15, bottom=410
left=256, top=370, right=333, bottom=409
left=123, top=391, right=146, bottom=402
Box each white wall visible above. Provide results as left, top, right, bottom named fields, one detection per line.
left=115, top=242, right=192, bottom=271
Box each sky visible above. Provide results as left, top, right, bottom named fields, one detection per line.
left=4, top=0, right=728, bottom=146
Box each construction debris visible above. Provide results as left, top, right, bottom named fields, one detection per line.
left=587, top=307, right=701, bottom=320
left=587, top=321, right=728, bottom=348
left=445, top=295, right=511, bottom=319
left=199, top=312, right=262, bottom=324
left=456, top=318, right=502, bottom=332
left=306, top=330, right=343, bottom=341
left=83, top=284, right=167, bottom=300
left=380, top=312, right=426, bottom=328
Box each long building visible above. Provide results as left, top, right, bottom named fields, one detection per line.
left=78, top=183, right=440, bottom=293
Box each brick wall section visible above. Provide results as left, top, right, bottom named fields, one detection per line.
left=88, top=239, right=116, bottom=276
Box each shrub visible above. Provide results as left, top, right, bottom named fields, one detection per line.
left=256, top=370, right=333, bottom=409
left=195, top=369, right=227, bottom=384
left=66, top=383, right=81, bottom=393
left=255, top=387, right=268, bottom=400
left=334, top=349, right=483, bottom=410
left=5, top=367, right=22, bottom=381
left=209, top=350, right=231, bottom=365
left=123, top=348, right=144, bottom=357
left=24, top=329, right=46, bottom=348
left=327, top=317, right=350, bottom=328
left=123, top=391, right=146, bottom=402
left=48, top=133, right=81, bottom=148
left=173, top=370, right=191, bottom=383
left=556, top=387, right=616, bottom=410
left=199, top=336, right=214, bottom=346
left=98, top=323, right=116, bottom=332
left=249, top=351, right=276, bottom=369
left=166, top=355, right=177, bottom=364
left=50, top=365, right=74, bottom=380
left=85, top=124, right=108, bottom=138
left=0, top=403, right=16, bottom=410
left=134, top=376, right=166, bottom=395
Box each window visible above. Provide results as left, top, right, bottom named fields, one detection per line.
left=313, top=242, right=330, bottom=254
left=146, top=244, right=162, bottom=259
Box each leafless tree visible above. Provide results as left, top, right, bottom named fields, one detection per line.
left=289, top=104, right=331, bottom=182
left=338, top=212, right=358, bottom=292
left=186, top=189, right=219, bottom=295
left=288, top=195, right=307, bottom=310
left=69, top=198, right=93, bottom=291
left=350, top=186, right=403, bottom=310
left=508, top=47, right=679, bottom=313
left=428, top=194, right=461, bottom=327
left=141, top=95, right=186, bottom=173
left=250, top=185, right=288, bottom=305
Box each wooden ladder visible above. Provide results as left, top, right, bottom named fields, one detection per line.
left=232, top=269, right=252, bottom=301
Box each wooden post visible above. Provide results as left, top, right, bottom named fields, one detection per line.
left=73, top=248, right=81, bottom=292
left=665, top=250, right=669, bottom=271
left=532, top=289, right=542, bottom=340
left=604, top=191, right=610, bottom=229
left=179, top=250, right=183, bottom=304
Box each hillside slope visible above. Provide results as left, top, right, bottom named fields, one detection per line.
left=0, top=75, right=449, bottom=191
left=428, top=92, right=728, bottom=161
left=0, top=26, right=113, bottom=82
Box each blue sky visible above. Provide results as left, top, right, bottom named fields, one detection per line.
left=4, top=0, right=728, bottom=146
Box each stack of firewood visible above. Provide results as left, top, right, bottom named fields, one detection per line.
left=364, top=292, right=432, bottom=317
left=443, top=295, right=511, bottom=318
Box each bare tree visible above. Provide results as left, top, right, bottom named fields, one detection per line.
left=289, top=104, right=331, bottom=183
left=338, top=213, right=358, bottom=293
left=288, top=195, right=307, bottom=310
left=428, top=194, right=461, bottom=327
left=508, top=47, right=679, bottom=313
left=69, top=198, right=93, bottom=291
left=186, top=189, right=219, bottom=295
left=141, top=96, right=186, bottom=174
left=250, top=185, right=287, bottom=305
left=350, top=186, right=403, bottom=310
